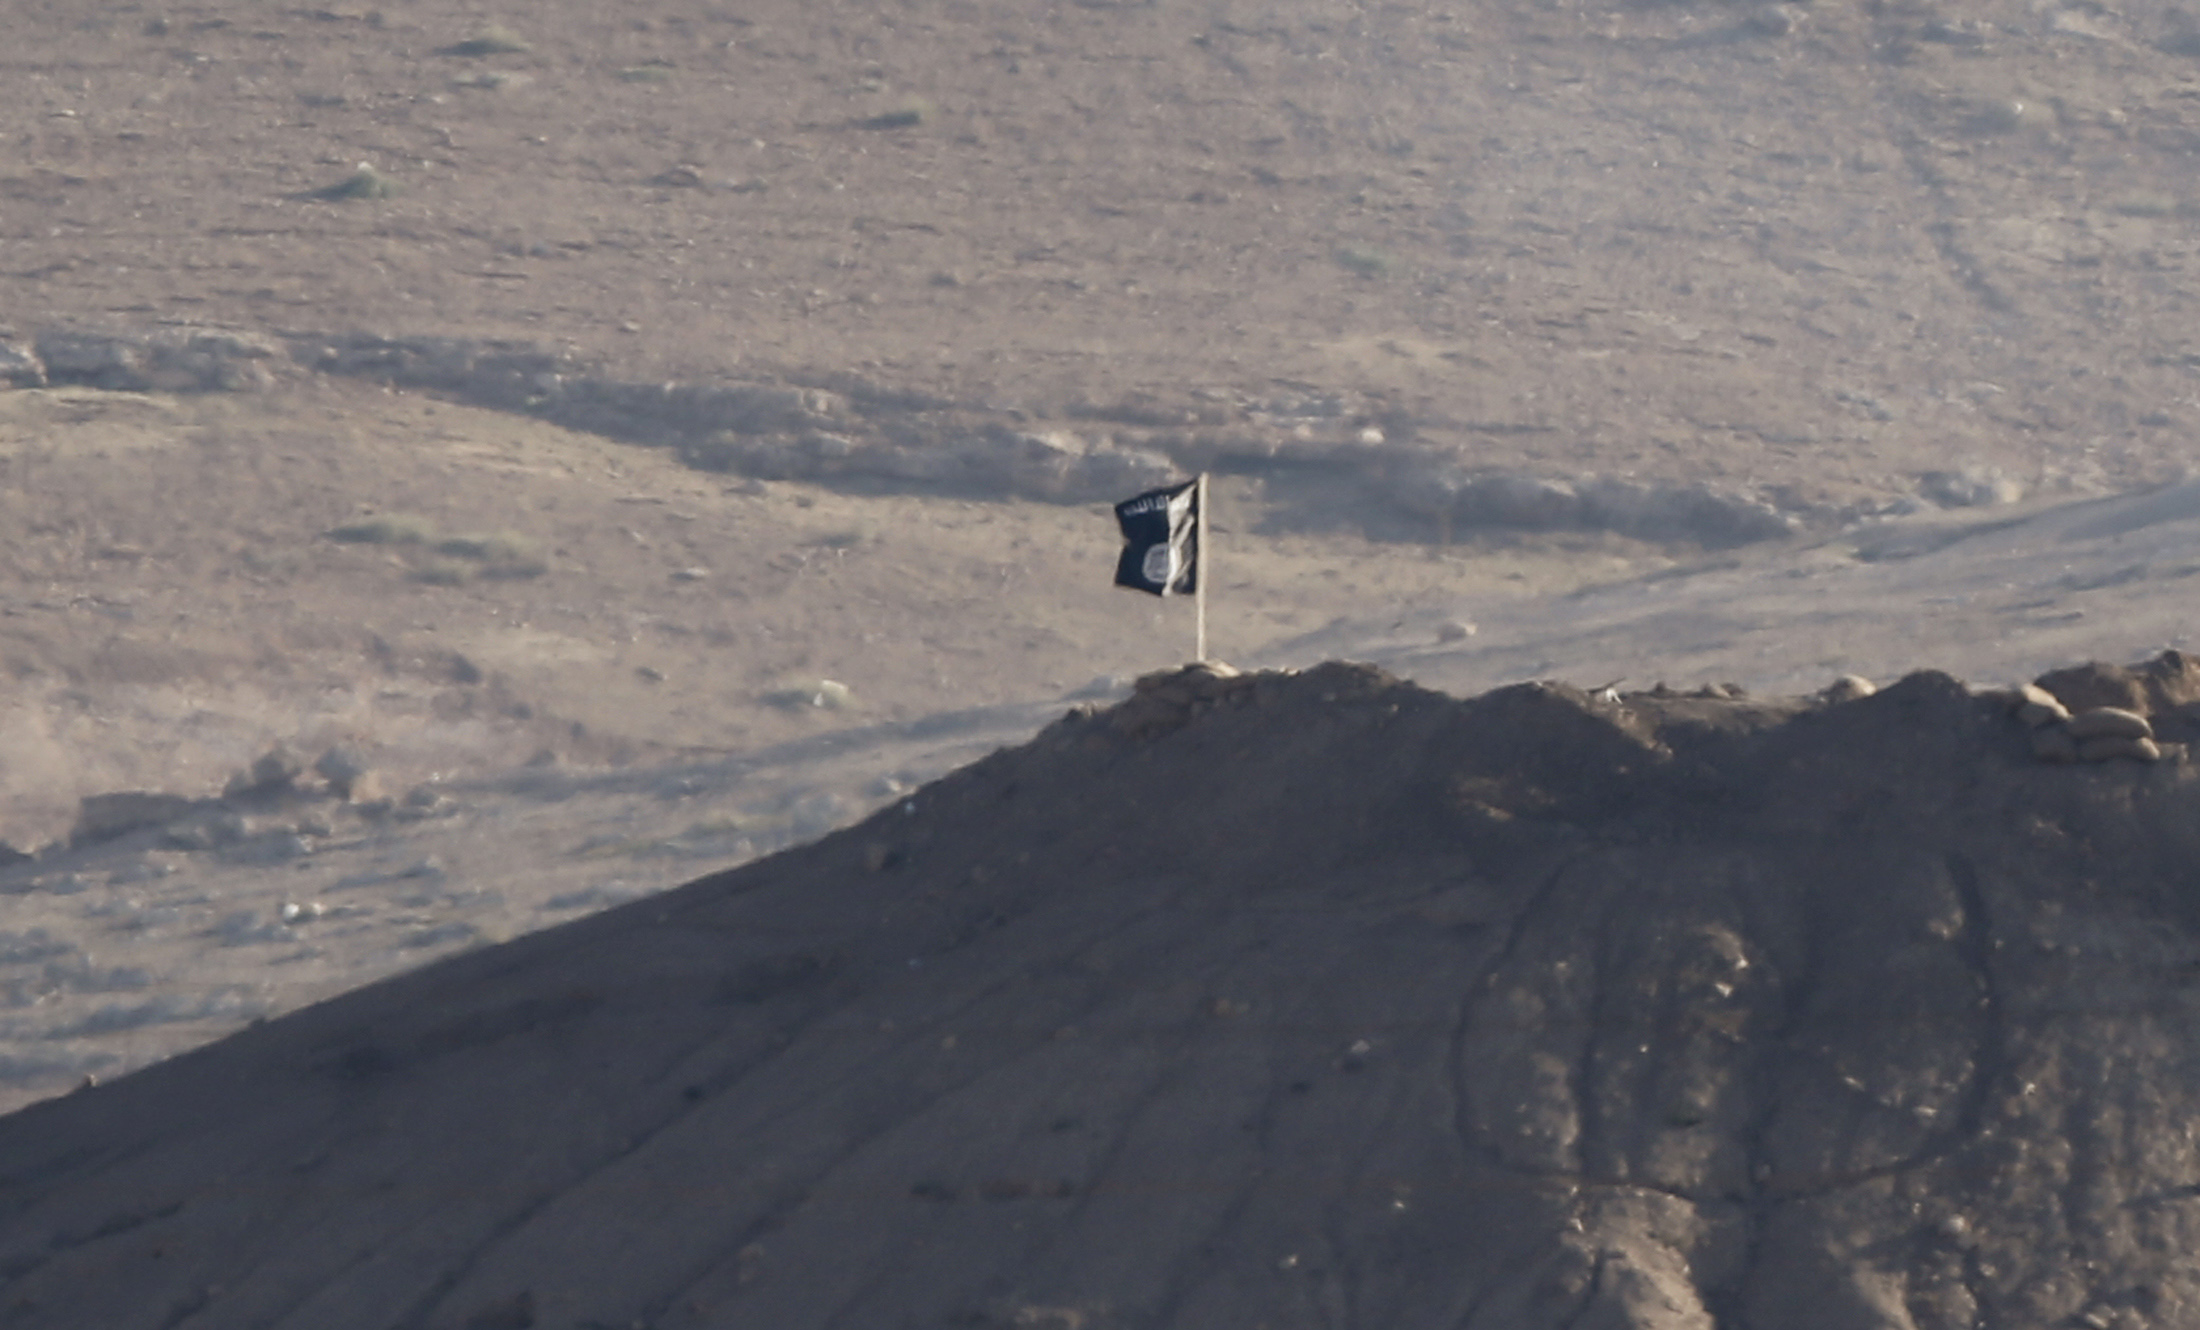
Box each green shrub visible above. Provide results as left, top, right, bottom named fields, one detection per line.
left=856, top=100, right=932, bottom=130
left=441, top=25, right=530, bottom=57
left=435, top=532, right=547, bottom=579
left=316, top=164, right=400, bottom=201
left=327, top=515, right=434, bottom=545
left=1334, top=245, right=1392, bottom=278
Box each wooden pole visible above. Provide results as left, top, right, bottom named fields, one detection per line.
left=1193, top=472, right=1209, bottom=663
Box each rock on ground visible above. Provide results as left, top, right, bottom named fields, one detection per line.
left=5, top=661, right=2200, bottom=1328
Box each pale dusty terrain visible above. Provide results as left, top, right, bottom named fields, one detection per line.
left=10, top=0, right=2200, bottom=1324
left=0, top=375, right=1660, bottom=1112
left=10, top=0, right=2200, bottom=508
left=5, top=0, right=2200, bottom=1120
left=8, top=376, right=2200, bottom=1117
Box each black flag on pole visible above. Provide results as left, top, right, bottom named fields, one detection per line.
left=1112, top=479, right=1199, bottom=596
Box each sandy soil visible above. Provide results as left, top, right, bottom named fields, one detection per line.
left=0, top=374, right=1660, bottom=1113
left=9, top=0, right=2200, bottom=508
left=6, top=0, right=2200, bottom=1120
left=0, top=375, right=1651, bottom=839
left=8, top=415, right=2200, bottom=1117
left=11, top=0, right=2200, bottom=1321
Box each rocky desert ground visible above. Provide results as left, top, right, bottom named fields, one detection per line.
left=11, top=0, right=2200, bottom=1324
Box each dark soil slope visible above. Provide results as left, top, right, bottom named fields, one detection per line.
left=7, top=661, right=2200, bottom=1329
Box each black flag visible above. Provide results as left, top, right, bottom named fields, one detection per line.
left=1113, top=479, right=1199, bottom=597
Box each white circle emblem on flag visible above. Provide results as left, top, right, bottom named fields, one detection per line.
left=1142, top=544, right=1175, bottom=586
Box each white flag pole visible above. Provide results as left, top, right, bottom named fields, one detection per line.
left=1194, top=472, right=1209, bottom=663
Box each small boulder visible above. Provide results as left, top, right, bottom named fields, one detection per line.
left=2018, top=701, right=2070, bottom=728
left=2019, top=703, right=2072, bottom=730
left=2079, top=735, right=2161, bottom=763
left=1821, top=674, right=1876, bottom=704
left=2012, top=681, right=2071, bottom=727
left=2066, top=707, right=2153, bottom=742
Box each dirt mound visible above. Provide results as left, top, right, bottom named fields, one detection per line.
left=6, top=661, right=2200, bottom=1328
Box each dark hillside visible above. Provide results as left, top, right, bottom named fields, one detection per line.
left=6, top=660, right=2200, bottom=1328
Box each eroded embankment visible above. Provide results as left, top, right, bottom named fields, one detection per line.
left=4, top=657, right=2200, bottom=1329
